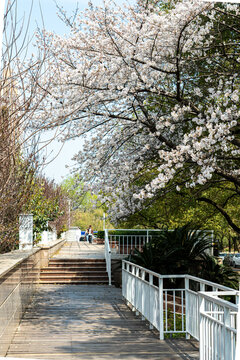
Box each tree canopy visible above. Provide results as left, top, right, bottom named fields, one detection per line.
left=28, top=0, right=240, bottom=232
left=61, top=175, right=113, bottom=230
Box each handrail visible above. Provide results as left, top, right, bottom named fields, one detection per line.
left=123, top=259, right=236, bottom=292
left=106, top=228, right=213, bottom=256
left=122, top=260, right=239, bottom=360
left=104, top=229, right=111, bottom=286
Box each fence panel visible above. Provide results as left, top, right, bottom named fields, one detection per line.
left=199, top=292, right=238, bottom=360
left=122, top=260, right=239, bottom=360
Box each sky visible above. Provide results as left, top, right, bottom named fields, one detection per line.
left=14, top=0, right=120, bottom=183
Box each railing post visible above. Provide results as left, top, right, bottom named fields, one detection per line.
left=122, top=261, right=125, bottom=300
left=224, top=307, right=231, bottom=359
left=236, top=290, right=240, bottom=360
left=199, top=294, right=205, bottom=360
left=135, top=267, right=139, bottom=315
left=149, top=274, right=153, bottom=329
left=159, top=276, right=164, bottom=340
left=141, top=269, right=145, bottom=321
left=199, top=282, right=206, bottom=355
left=108, top=254, right=112, bottom=286
left=185, top=277, right=190, bottom=339
left=104, top=229, right=111, bottom=286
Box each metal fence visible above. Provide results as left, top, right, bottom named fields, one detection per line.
left=105, top=229, right=213, bottom=256
left=122, top=260, right=239, bottom=360
left=105, top=229, right=153, bottom=255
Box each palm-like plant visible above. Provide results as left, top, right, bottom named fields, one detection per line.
left=131, top=224, right=212, bottom=275
left=129, top=243, right=155, bottom=271
left=200, top=254, right=239, bottom=289
left=130, top=224, right=239, bottom=288
left=151, top=224, right=212, bottom=274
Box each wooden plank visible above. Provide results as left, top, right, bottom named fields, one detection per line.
left=6, top=284, right=199, bottom=359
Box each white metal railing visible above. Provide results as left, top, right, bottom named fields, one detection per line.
left=105, top=229, right=213, bottom=256
left=104, top=229, right=111, bottom=285
left=106, top=229, right=152, bottom=255
left=122, top=260, right=240, bottom=360
left=199, top=291, right=238, bottom=360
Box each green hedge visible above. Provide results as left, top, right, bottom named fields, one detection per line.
left=96, top=231, right=105, bottom=239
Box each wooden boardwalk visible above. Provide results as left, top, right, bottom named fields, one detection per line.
left=52, top=241, right=105, bottom=259
left=52, top=241, right=124, bottom=260
left=6, top=285, right=199, bottom=359
left=6, top=242, right=199, bottom=359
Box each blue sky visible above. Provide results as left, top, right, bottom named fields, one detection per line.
left=16, top=0, right=119, bottom=183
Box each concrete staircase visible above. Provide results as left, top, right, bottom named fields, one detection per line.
left=40, top=259, right=110, bottom=285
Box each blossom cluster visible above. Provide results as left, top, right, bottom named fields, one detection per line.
left=27, top=0, right=240, bottom=222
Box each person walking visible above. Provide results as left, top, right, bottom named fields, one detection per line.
left=88, top=225, right=94, bottom=244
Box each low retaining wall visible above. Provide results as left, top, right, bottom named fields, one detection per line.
left=39, top=239, right=65, bottom=267
left=0, top=239, right=65, bottom=356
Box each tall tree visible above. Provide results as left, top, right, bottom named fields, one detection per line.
left=0, top=1, right=53, bottom=252
left=29, top=0, right=240, bottom=231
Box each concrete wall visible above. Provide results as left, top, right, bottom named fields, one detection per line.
left=39, top=239, right=65, bottom=268
left=0, top=239, right=65, bottom=356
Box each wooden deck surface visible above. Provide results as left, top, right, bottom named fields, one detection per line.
left=6, top=285, right=199, bottom=360
left=52, top=241, right=124, bottom=260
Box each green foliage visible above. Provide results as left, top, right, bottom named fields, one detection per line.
left=129, top=242, right=156, bottom=271
left=62, top=175, right=113, bottom=231
left=25, top=178, right=67, bottom=242
left=200, top=254, right=239, bottom=290
left=129, top=224, right=239, bottom=288
left=61, top=174, right=96, bottom=211
left=27, top=186, right=58, bottom=233
left=96, top=231, right=105, bottom=239
left=164, top=311, right=185, bottom=339
left=130, top=224, right=213, bottom=275
left=0, top=155, right=36, bottom=253
left=73, top=208, right=113, bottom=231
left=119, top=181, right=240, bottom=249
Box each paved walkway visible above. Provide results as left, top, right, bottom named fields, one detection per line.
left=7, top=285, right=199, bottom=360
left=53, top=241, right=105, bottom=259
left=53, top=241, right=123, bottom=260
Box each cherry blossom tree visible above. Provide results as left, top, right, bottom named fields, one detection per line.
left=31, top=0, right=240, bottom=231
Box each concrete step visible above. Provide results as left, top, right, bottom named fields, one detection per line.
left=40, top=274, right=108, bottom=281
left=41, top=267, right=106, bottom=272
left=40, top=271, right=108, bottom=276
left=48, top=263, right=106, bottom=269
left=39, top=279, right=110, bottom=284
left=49, top=259, right=106, bottom=263
left=40, top=257, right=111, bottom=285
left=48, top=260, right=106, bottom=264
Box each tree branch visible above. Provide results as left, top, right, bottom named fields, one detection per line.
left=197, top=197, right=240, bottom=233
